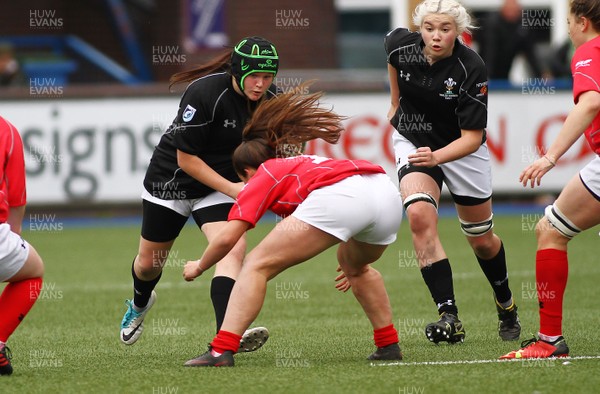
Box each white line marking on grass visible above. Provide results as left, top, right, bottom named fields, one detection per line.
left=45, top=281, right=192, bottom=292
left=451, top=270, right=533, bottom=280
left=370, top=355, right=600, bottom=367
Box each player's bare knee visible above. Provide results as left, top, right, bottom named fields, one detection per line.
left=342, top=263, right=370, bottom=279
left=404, top=193, right=438, bottom=223
left=406, top=205, right=437, bottom=236
left=11, top=248, right=45, bottom=281
left=467, top=234, right=497, bottom=258
left=243, top=253, right=282, bottom=280
left=337, top=258, right=365, bottom=278
left=28, top=247, right=45, bottom=278
left=30, top=257, right=44, bottom=278
left=535, top=217, right=571, bottom=249
left=135, top=253, right=164, bottom=276
left=535, top=217, right=554, bottom=239
left=228, top=242, right=246, bottom=262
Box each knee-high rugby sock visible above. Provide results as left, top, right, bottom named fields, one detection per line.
left=132, top=260, right=161, bottom=309
left=476, top=242, right=512, bottom=305
left=421, top=259, right=458, bottom=316
left=0, top=277, right=42, bottom=342
left=211, top=276, right=236, bottom=333
left=536, top=249, right=568, bottom=338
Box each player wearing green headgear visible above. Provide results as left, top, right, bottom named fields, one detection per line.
left=119, top=36, right=279, bottom=356
left=230, top=36, right=279, bottom=97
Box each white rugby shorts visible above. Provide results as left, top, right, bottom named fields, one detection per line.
left=393, top=133, right=493, bottom=201
left=579, top=155, right=600, bottom=200
left=0, top=223, right=30, bottom=282
left=142, top=189, right=234, bottom=217
left=292, top=173, right=402, bottom=245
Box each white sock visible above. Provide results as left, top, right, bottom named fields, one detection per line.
left=538, top=333, right=561, bottom=342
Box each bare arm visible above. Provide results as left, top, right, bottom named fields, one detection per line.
left=7, top=205, right=25, bottom=235
left=409, top=129, right=484, bottom=167
left=544, top=91, right=600, bottom=162
left=183, top=220, right=250, bottom=281
left=520, top=90, right=600, bottom=188
left=177, top=150, right=243, bottom=199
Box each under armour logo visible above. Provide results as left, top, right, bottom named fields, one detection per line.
left=399, top=70, right=411, bottom=81
left=223, top=119, right=237, bottom=128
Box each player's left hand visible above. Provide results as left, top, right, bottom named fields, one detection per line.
left=334, top=265, right=351, bottom=292
left=408, top=147, right=438, bottom=167
left=183, top=260, right=204, bottom=281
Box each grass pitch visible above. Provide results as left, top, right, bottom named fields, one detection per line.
left=2, top=212, right=600, bottom=393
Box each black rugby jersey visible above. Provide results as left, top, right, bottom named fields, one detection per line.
left=385, top=28, right=488, bottom=152
left=144, top=72, right=278, bottom=199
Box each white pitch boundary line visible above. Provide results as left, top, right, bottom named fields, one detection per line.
left=370, top=355, right=600, bottom=367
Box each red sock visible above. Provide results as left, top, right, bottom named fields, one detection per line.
left=210, top=330, right=242, bottom=354
left=373, top=324, right=398, bottom=348
left=0, top=277, right=43, bottom=342
left=536, top=249, right=568, bottom=337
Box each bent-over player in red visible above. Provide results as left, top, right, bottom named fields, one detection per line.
left=0, top=116, right=45, bottom=375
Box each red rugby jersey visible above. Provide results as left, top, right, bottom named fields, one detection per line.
left=228, top=155, right=385, bottom=227
left=0, top=116, right=26, bottom=223
left=572, top=35, right=600, bottom=155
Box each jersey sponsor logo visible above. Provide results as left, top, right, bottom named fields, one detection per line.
left=441, top=77, right=458, bottom=100
left=476, top=81, right=488, bottom=97
left=575, top=59, right=592, bottom=69
left=182, top=104, right=196, bottom=122
left=223, top=119, right=237, bottom=128
left=399, top=70, right=411, bottom=81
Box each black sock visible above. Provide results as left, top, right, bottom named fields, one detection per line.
left=211, top=276, right=236, bottom=333
left=476, top=242, right=512, bottom=305
left=132, top=260, right=162, bottom=309
left=421, top=259, right=458, bottom=316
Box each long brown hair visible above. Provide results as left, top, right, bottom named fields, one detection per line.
left=232, top=82, right=345, bottom=174
left=570, top=0, right=600, bottom=32
left=169, top=51, right=231, bottom=90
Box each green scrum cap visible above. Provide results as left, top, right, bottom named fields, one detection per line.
left=230, top=36, right=278, bottom=89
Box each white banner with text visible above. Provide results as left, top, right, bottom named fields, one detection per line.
left=1, top=91, right=591, bottom=204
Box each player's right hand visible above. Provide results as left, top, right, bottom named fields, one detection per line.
left=519, top=156, right=555, bottom=188
left=183, top=260, right=204, bottom=281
